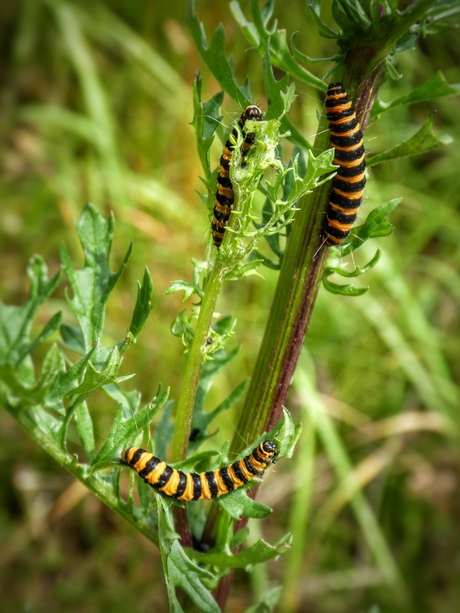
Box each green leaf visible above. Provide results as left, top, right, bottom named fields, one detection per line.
left=244, top=0, right=327, bottom=91
left=170, top=310, right=195, bottom=349
left=157, top=497, right=220, bottom=613
left=191, top=344, right=245, bottom=448
left=188, top=533, right=292, bottom=571
left=60, top=203, right=131, bottom=352
left=261, top=50, right=312, bottom=150
left=322, top=275, right=369, bottom=297
left=367, top=114, right=452, bottom=167
left=186, top=0, right=253, bottom=108
left=0, top=254, right=61, bottom=366
left=217, top=486, right=273, bottom=520
left=128, top=267, right=153, bottom=341
left=93, top=386, right=169, bottom=468
left=244, top=586, right=283, bottom=613
left=166, top=280, right=198, bottom=302
left=306, top=0, right=340, bottom=38
left=346, top=198, right=402, bottom=251
left=191, top=74, right=224, bottom=179
left=372, top=71, right=460, bottom=116
left=60, top=323, right=86, bottom=354
left=68, top=344, right=121, bottom=397
left=75, top=401, right=95, bottom=462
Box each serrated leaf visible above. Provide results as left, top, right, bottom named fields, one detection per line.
left=372, top=71, right=460, bottom=115
left=188, top=533, right=292, bottom=570
left=217, top=486, right=273, bottom=520
left=261, top=48, right=312, bottom=150
left=0, top=254, right=61, bottom=366
left=68, top=344, right=121, bottom=397
left=61, top=203, right=131, bottom=352
left=367, top=114, right=452, bottom=167
left=270, top=407, right=302, bottom=459
left=93, top=386, right=169, bottom=468
left=157, top=497, right=220, bottom=613
left=186, top=1, right=252, bottom=108
left=170, top=310, right=195, bottom=348
left=16, top=311, right=62, bottom=364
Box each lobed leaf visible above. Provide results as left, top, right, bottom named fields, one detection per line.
left=367, top=114, right=452, bottom=167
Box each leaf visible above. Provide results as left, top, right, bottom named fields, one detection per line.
left=191, top=74, right=224, bottom=179
left=306, top=0, right=340, bottom=38
left=186, top=0, right=253, bottom=108
left=60, top=203, right=131, bottom=352
left=0, top=254, right=61, bottom=366
left=170, top=310, right=195, bottom=349
left=165, top=280, right=199, bottom=302
left=322, top=276, right=369, bottom=297
left=261, top=48, right=312, bottom=150
left=367, top=114, right=452, bottom=167
left=60, top=323, right=86, bottom=354
left=128, top=267, right=153, bottom=341
left=217, top=486, right=273, bottom=520
left=371, top=71, right=460, bottom=115
left=93, top=385, right=169, bottom=468
left=188, top=533, right=292, bottom=571
left=75, top=401, right=95, bottom=462
left=190, top=344, right=245, bottom=448
left=244, top=586, right=283, bottom=613
left=68, top=343, right=121, bottom=397
left=157, top=497, right=220, bottom=613
left=346, top=198, right=402, bottom=250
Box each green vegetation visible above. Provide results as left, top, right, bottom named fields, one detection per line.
left=1, top=1, right=459, bottom=612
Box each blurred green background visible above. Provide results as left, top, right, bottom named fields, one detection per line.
left=0, top=1, right=459, bottom=612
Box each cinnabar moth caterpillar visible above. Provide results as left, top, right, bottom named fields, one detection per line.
left=212, top=105, right=263, bottom=248
left=323, top=83, right=366, bottom=246
left=120, top=440, right=277, bottom=501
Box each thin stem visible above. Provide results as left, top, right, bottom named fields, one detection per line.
left=170, top=265, right=224, bottom=463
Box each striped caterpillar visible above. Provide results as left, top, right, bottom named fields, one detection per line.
left=120, top=440, right=277, bottom=501
left=323, top=83, right=366, bottom=246
left=212, top=105, right=263, bottom=248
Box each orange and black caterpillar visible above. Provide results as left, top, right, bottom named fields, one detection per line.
left=120, top=440, right=277, bottom=501
left=212, top=105, right=263, bottom=248
left=323, top=83, right=366, bottom=246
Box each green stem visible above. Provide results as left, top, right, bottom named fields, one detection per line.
left=170, top=264, right=225, bottom=463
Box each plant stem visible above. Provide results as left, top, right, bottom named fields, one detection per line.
left=170, top=264, right=224, bottom=464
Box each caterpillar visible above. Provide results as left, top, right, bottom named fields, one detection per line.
left=212, top=105, right=263, bottom=248
left=120, top=440, right=277, bottom=501
left=323, top=83, right=366, bottom=246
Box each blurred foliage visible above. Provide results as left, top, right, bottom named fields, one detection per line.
left=1, top=1, right=459, bottom=612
